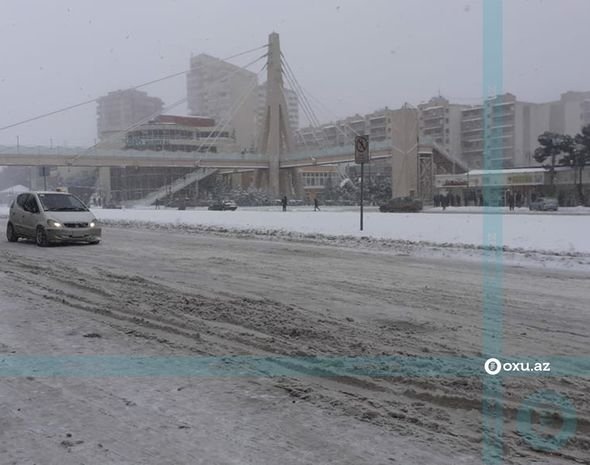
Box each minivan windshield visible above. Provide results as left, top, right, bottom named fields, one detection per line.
left=38, top=193, right=88, bottom=212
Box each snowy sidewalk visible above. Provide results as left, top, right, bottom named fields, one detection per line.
left=89, top=208, right=589, bottom=255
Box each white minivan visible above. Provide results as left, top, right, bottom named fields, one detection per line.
left=6, top=191, right=101, bottom=246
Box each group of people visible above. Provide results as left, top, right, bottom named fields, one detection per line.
left=281, top=196, right=321, bottom=212
left=434, top=190, right=523, bottom=210
left=434, top=193, right=462, bottom=210
left=506, top=190, right=521, bottom=211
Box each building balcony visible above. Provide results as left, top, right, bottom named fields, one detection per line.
left=422, top=120, right=444, bottom=129
left=463, top=148, right=484, bottom=155
left=461, top=127, right=483, bottom=134
left=421, top=111, right=445, bottom=120
left=462, top=116, right=483, bottom=123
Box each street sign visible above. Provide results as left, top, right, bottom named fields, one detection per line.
left=354, top=135, right=370, bottom=231
left=354, top=135, right=370, bottom=164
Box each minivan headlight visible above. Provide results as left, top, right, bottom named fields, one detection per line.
left=47, top=219, right=62, bottom=228
left=89, top=221, right=97, bottom=228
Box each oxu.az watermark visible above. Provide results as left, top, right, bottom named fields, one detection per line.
left=484, top=358, right=551, bottom=376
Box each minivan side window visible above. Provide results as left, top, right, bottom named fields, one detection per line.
left=16, top=194, right=28, bottom=209
left=24, top=195, right=39, bottom=213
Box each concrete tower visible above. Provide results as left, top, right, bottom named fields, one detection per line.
left=258, top=32, right=294, bottom=197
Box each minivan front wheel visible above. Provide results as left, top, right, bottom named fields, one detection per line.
left=36, top=226, right=49, bottom=247
left=6, top=223, right=18, bottom=242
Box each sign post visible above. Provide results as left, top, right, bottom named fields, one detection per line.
left=39, top=166, right=48, bottom=191
left=354, top=135, right=370, bottom=231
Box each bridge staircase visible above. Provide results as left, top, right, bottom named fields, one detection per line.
left=130, top=168, right=217, bottom=207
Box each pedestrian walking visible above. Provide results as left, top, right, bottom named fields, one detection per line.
left=281, top=195, right=288, bottom=212
left=508, top=191, right=515, bottom=211
left=314, top=197, right=320, bottom=211
left=155, top=198, right=160, bottom=210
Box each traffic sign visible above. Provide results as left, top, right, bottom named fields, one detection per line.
left=355, top=135, right=370, bottom=164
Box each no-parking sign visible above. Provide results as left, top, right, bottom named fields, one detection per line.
left=354, top=135, right=370, bottom=164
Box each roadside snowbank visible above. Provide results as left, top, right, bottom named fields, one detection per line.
left=87, top=208, right=589, bottom=255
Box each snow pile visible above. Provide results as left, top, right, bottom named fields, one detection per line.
left=88, top=208, right=590, bottom=255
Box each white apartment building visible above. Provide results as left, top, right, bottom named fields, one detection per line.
left=366, top=108, right=396, bottom=143
left=551, top=91, right=590, bottom=135
left=460, top=92, right=590, bottom=169
left=187, top=53, right=259, bottom=151
left=460, top=93, right=548, bottom=169
left=97, top=89, right=164, bottom=143
left=418, top=96, right=467, bottom=159
left=295, top=90, right=590, bottom=171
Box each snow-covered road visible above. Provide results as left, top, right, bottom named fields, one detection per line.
left=1, top=221, right=588, bottom=464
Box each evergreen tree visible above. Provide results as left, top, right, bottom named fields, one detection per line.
left=534, top=132, right=565, bottom=194
left=559, top=126, right=590, bottom=205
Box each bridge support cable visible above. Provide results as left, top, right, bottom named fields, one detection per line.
left=0, top=44, right=268, bottom=134
left=299, top=85, right=364, bottom=141
left=282, top=52, right=360, bottom=151
left=280, top=53, right=323, bottom=128
left=279, top=57, right=327, bottom=150
left=281, top=73, right=325, bottom=150
left=281, top=71, right=325, bottom=149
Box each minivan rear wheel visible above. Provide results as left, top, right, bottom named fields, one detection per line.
left=6, top=223, right=18, bottom=242
left=36, top=226, right=49, bottom=247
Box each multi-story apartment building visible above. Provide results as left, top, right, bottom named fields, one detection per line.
left=97, top=89, right=164, bottom=143
left=366, top=108, right=395, bottom=142
left=546, top=91, right=590, bottom=135
left=295, top=114, right=365, bottom=149
left=459, top=93, right=546, bottom=169
left=339, top=115, right=367, bottom=143
left=187, top=54, right=259, bottom=152
left=295, top=126, right=325, bottom=148
left=460, top=105, right=485, bottom=167
left=256, top=83, right=299, bottom=134
left=418, top=96, right=467, bottom=158
left=296, top=90, right=590, bottom=173
left=459, top=92, right=590, bottom=169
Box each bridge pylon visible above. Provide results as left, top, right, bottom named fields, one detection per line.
left=258, top=32, right=294, bottom=198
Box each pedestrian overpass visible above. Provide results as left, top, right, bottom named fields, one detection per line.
left=0, top=32, right=468, bottom=205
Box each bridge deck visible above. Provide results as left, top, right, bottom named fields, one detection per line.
left=0, top=139, right=467, bottom=171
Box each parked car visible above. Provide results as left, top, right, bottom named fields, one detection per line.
left=208, top=200, right=238, bottom=211
left=6, top=191, right=101, bottom=246
left=529, top=197, right=558, bottom=211
left=379, top=197, right=423, bottom=213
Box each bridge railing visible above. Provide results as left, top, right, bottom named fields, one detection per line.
left=0, top=140, right=396, bottom=164
left=286, top=139, right=393, bottom=161
left=0, top=145, right=269, bottom=163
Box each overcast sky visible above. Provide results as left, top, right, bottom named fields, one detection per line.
left=0, top=0, right=588, bottom=146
